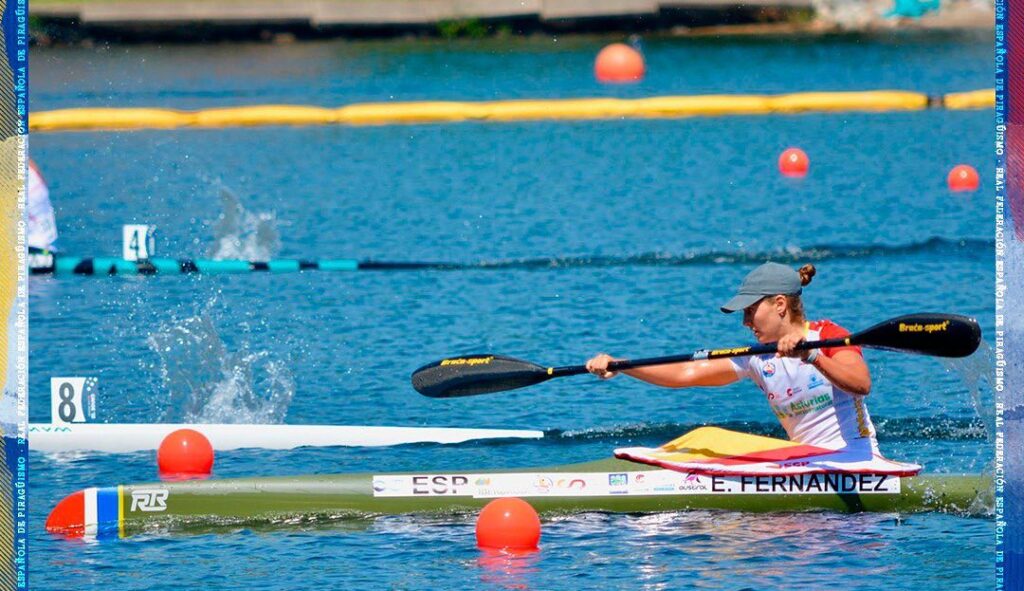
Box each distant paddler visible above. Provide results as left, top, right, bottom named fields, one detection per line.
left=27, top=159, right=59, bottom=268
left=586, top=262, right=915, bottom=473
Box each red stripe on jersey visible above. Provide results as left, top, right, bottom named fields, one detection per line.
left=809, top=319, right=863, bottom=358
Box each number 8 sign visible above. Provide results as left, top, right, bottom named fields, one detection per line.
left=50, top=377, right=97, bottom=424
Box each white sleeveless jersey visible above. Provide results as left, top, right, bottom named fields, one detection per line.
left=28, top=162, right=58, bottom=251
left=729, top=320, right=877, bottom=452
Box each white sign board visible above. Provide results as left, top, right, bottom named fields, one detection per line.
left=122, top=224, right=156, bottom=261
left=50, top=377, right=97, bottom=424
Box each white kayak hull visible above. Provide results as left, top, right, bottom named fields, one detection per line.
left=28, top=423, right=543, bottom=453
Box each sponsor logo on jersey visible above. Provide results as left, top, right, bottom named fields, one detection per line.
left=762, top=362, right=776, bottom=377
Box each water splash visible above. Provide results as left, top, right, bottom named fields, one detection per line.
left=208, top=185, right=281, bottom=261
left=146, top=306, right=295, bottom=424
left=939, top=342, right=996, bottom=443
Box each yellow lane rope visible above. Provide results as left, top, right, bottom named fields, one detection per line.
left=30, top=88, right=994, bottom=132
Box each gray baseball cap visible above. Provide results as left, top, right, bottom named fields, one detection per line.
left=720, top=262, right=802, bottom=313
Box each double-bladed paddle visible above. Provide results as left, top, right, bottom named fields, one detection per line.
left=411, top=313, right=981, bottom=398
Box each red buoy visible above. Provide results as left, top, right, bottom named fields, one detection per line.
left=947, top=164, right=979, bottom=192
left=778, top=148, right=809, bottom=177
left=475, top=498, right=541, bottom=551
left=594, top=43, right=645, bottom=84
left=157, top=428, right=214, bottom=479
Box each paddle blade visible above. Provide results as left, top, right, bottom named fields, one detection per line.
left=852, top=313, right=982, bottom=358
left=412, top=354, right=552, bottom=398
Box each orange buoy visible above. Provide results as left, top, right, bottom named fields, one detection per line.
left=594, top=43, right=645, bottom=84
left=475, top=497, right=541, bottom=551
left=157, top=428, right=214, bottom=479
left=778, top=148, right=809, bottom=177
left=947, top=164, right=979, bottom=192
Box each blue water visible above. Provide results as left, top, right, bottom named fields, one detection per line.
left=28, top=35, right=994, bottom=590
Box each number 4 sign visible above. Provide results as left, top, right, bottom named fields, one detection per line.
left=123, top=225, right=156, bottom=261
left=50, top=377, right=98, bottom=424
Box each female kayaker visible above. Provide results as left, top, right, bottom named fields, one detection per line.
left=585, top=262, right=877, bottom=452
left=28, top=159, right=59, bottom=253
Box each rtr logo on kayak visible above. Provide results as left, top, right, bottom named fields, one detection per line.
left=130, top=489, right=169, bottom=512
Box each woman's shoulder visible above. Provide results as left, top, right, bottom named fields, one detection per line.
left=808, top=319, right=852, bottom=338
left=808, top=319, right=864, bottom=358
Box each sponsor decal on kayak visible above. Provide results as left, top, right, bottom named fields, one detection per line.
left=129, top=489, right=169, bottom=512
left=372, top=476, right=411, bottom=495
left=370, top=471, right=900, bottom=498
left=556, top=478, right=586, bottom=490
left=713, top=473, right=900, bottom=494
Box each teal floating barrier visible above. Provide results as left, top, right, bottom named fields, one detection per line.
left=32, top=255, right=365, bottom=276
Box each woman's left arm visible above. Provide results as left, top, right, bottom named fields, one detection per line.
left=809, top=350, right=871, bottom=396
left=777, top=333, right=871, bottom=395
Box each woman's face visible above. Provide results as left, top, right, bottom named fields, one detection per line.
left=742, top=296, right=787, bottom=343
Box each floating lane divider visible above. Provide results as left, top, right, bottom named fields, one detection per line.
left=30, top=238, right=993, bottom=276
left=30, top=88, right=994, bottom=132
left=34, top=255, right=362, bottom=275
left=31, top=255, right=507, bottom=275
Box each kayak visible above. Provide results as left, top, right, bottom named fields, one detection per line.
left=46, top=456, right=991, bottom=540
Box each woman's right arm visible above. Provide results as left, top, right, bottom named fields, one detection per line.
left=586, top=355, right=741, bottom=388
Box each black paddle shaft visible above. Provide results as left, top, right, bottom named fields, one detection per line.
left=548, top=337, right=850, bottom=378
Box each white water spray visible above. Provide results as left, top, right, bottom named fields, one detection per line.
left=209, top=185, right=281, bottom=261
left=147, top=306, right=295, bottom=424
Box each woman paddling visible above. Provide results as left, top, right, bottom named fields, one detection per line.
left=586, top=262, right=879, bottom=454
left=28, top=159, right=59, bottom=253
